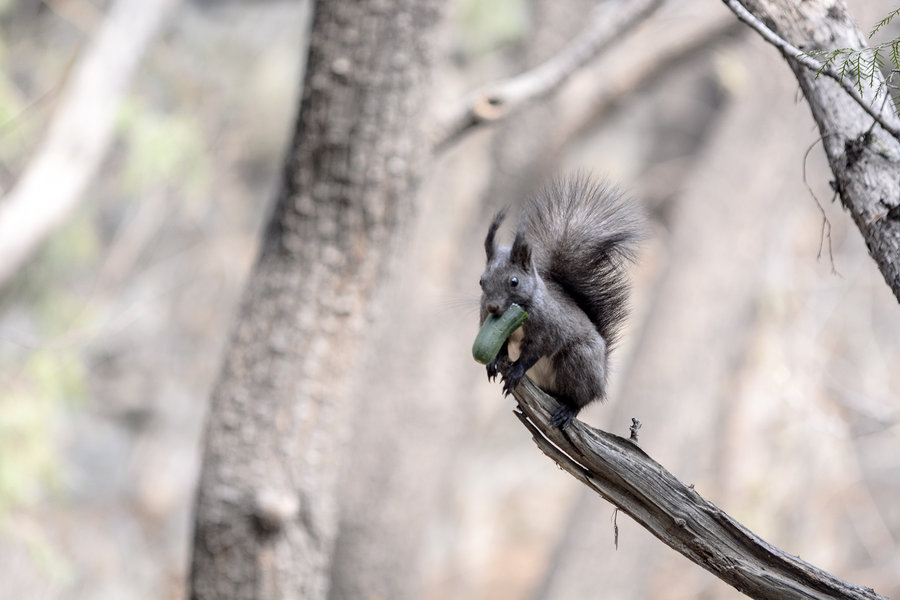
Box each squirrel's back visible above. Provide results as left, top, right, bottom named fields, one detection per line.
left=519, top=175, right=642, bottom=349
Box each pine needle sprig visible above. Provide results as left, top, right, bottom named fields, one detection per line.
left=807, top=38, right=900, bottom=97
left=870, top=7, right=900, bottom=38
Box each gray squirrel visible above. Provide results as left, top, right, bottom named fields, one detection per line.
left=479, top=175, right=643, bottom=428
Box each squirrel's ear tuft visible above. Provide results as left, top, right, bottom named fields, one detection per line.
left=485, top=209, right=506, bottom=262
left=511, top=231, right=531, bottom=270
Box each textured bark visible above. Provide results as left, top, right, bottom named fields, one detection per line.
left=189, top=1, right=438, bottom=598
left=738, top=0, right=900, bottom=303
left=512, top=377, right=889, bottom=600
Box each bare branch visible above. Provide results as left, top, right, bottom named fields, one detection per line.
left=0, top=0, right=180, bottom=289
left=801, top=135, right=839, bottom=274
left=720, top=0, right=900, bottom=142
left=432, top=0, right=663, bottom=153
left=511, top=377, right=888, bottom=600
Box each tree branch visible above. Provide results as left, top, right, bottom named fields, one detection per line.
left=725, top=0, right=900, bottom=304
left=721, top=0, right=900, bottom=142
left=0, top=0, right=180, bottom=290
left=510, top=377, right=888, bottom=600
left=432, top=0, right=662, bottom=153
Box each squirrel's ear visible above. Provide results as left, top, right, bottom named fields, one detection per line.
left=510, top=231, right=531, bottom=270
left=485, top=209, right=506, bottom=262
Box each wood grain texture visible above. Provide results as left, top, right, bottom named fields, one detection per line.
left=512, top=377, right=889, bottom=600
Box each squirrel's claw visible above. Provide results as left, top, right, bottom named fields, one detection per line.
left=501, top=361, right=525, bottom=396
left=486, top=359, right=501, bottom=382
left=487, top=353, right=509, bottom=382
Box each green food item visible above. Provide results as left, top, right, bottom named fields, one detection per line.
left=472, top=303, right=528, bottom=364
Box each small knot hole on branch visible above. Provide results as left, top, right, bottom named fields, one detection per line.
left=472, top=94, right=508, bottom=121
left=253, top=487, right=301, bottom=534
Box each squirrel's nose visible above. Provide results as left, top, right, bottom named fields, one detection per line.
left=486, top=303, right=502, bottom=315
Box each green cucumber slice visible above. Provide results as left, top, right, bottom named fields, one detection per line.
left=472, top=303, right=528, bottom=364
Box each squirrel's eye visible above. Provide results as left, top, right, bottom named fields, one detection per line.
left=510, top=276, right=519, bottom=287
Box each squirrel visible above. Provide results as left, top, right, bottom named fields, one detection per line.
left=479, top=174, right=643, bottom=428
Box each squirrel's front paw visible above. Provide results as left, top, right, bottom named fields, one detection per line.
left=502, top=361, right=525, bottom=396
left=486, top=353, right=510, bottom=382
left=486, top=358, right=502, bottom=382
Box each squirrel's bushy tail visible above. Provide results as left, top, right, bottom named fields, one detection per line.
left=520, top=174, right=643, bottom=349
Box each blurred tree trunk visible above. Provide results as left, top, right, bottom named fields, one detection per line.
left=189, top=1, right=438, bottom=598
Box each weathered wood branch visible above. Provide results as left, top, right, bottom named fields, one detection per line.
left=432, top=0, right=662, bottom=153
left=727, top=0, right=900, bottom=303
left=511, top=377, right=888, bottom=600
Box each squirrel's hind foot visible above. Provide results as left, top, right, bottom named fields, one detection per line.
left=551, top=404, right=578, bottom=429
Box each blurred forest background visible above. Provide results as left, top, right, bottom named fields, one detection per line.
left=1, top=0, right=899, bottom=598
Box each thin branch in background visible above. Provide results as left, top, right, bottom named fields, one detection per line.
left=432, top=0, right=663, bottom=153
left=511, top=376, right=888, bottom=600
left=0, top=0, right=181, bottom=291
left=720, top=0, right=900, bottom=142
left=573, top=18, right=744, bottom=131
left=42, top=0, right=103, bottom=35
left=801, top=135, right=839, bottom=275
left=0, top=50, right=78, bottom=140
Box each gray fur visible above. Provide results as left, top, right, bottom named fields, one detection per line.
left=479, top=175, right=642, bottom=428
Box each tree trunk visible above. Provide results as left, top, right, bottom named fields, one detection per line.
left=189, top=1, right=438, bottom=598
left=739, top=0, right=900, bottom=303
